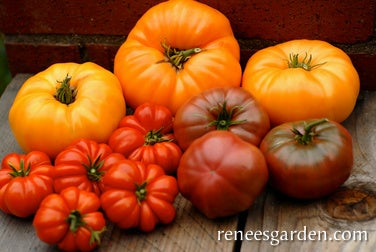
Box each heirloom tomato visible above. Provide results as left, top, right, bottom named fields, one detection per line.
left=242, top=39, right=360, bottom=125
left=54, top=138, right=125, bottom=195
left=0, top=151, right=54, bottom=217
left=33, top=186, right=106, bottom=251
left=173, top=87, right=270, bottom=150
left=100, top=160, right=179, bottom=232
left=9, top=62, right=126, bottom=158
left=260, top=118, right=353, bottom=199
left=114, top=0, right=242, bottom=114
left=177, top=130, right=268, bottom=219
left=108, top=102, right=182, bottom=174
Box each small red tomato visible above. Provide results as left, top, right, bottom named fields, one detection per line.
left=54, top=138, right=125, bottom=195
left=100, top=160, right=179, bottom=232
left=177, top=130, right=269, bottom=219
left=260, top=118, right=353, bottom=199
left=108, top=102, right=182, bottom=174
left=33, top=186, right=106, bottom=251
left=0, top=151, right=54, bottom=217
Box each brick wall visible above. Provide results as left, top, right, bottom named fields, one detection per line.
left=0, top=0, right=375, bottom=89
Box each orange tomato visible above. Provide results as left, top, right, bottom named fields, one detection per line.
left=114, top=0, right=242, bottom=114
left=242, top=39, right=360, bottom=125
left=9, top=62, right=126, bottom=158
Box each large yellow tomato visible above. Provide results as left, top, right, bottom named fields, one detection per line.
left=242, top=39, right=360, bottom=125
left=9, top=62, right=126, bottom=158
left=114, top=0, right=242, bottom=114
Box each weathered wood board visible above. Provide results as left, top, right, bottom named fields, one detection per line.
left=0, top=74, right=375, bottom=251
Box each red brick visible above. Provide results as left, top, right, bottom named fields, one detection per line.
left=5, top=42, right=81, bottom=75
left=0, top=0, right=374, bottom=43
left=85, top=43, right=123, bottom=72
left=350, top=53, right=376, bottom=90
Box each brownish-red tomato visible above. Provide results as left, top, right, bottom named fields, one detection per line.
left=54, top=138, right=125, bottom=195
left=260, top=118, right=353, bottom=199
left=100, top=160, right=179, bottom=232
left=33, top=186, right=106, bottom=251
left=173, top=87, right=270, bottom=151
left=0, top=151, right=54, bottom=217
left=177, top=130, right=269, bottom=219
left=108, top=102, right=182, bottom=174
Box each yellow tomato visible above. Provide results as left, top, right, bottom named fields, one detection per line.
left=242, top=39, right=360, bottom=125
left=9, top=62, right=126, bottom=158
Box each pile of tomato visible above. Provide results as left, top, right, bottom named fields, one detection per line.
left=1, top=0, right=360, bottom=251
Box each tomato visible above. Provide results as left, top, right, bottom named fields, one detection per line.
left=54, top=138, right=125, bottom=195
left=33, top=186, right=106, bottom=251
left=100, top=160, right=179, bottom=232
left=242, top=39, right=360, bottom=125
left=173, top=87, right=270, bottom=151
left=9, top=62, right=126, bottom=158
left=0, top=151, right=54, bottom=217
left=108, top=102, right=182, bottom=174
left=260, top=118, right=353, bottom=199
left=114, top=0, right=242, bottom=114
left=177, top=130, right=268, bottom=219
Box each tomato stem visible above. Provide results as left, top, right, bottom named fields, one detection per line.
left=144, top=128, right=173, bottom=145
left=292, top=118, right=329, bottom=145
left=67, top=210, right=86, bottom=233
left=287, top=53, right=326, bottom=71
left=55, top=74, right=76, bottom=105
left=135, top=181, right=148, bottom=203
left=208, top=101, right=247, bottom=130
left=157, top=41, right=201, bottom=70
left=83, top=154, right=105, bottom=182
left=8, top=159, right=31, bottom=177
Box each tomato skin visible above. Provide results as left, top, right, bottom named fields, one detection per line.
left=100, top=160, right=179, bottom=232
left=0, top=151, right=54, bottom=217
left=177, top=130, right=268, bottom=219
left=33, top=186, right=106, bottom=251
left=260, top=119, right=353, bottom=199
left=242, top=39, right=360, bottom=125
left=9, top=62, right=126, bottom=158
left=108, top=103, right=182, bottom=174
left=173, top=87, right=270, bottom=150
left=54, top=138, right=125, bottom=196
left=114, top=0, right=241, bottom=114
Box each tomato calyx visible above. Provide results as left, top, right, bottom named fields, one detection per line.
left=144, top=128, right=173, bottom=145
left=67, top=209, right=105, bottom=246
left=55, top=74, right=77, bottom=105
left=208, top=101, right=247, bottom=130
left=288, top=53, right=326, bottom=71
left=8, top=160, right=31, bottom=177
left=83, top=155, right=105, bottom=182
left=158, top=41, right=201, bottom=70
left=291, top=118, right=329, bottom=145
left=135, top=181, right=148, bottom=203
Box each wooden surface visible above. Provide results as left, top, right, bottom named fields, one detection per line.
left=0, top=74, right=375, bottom=252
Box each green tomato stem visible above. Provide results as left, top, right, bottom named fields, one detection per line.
left=158, top=41, right=201, bottom=70
left=287, top=53, right=326, bottom=71
left=144, top=128, right=173, bottom=146
left=208, top=101, right=247, bottom=130
left=135, top=181, right=148, bottom=203
left=292, top=118, right=329, bottom=145
left=55, top=74, right=76, bottom=105
left=8, top=159, right=31, bottom=177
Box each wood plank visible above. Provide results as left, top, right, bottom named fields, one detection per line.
left=242, top=91, right=376, bottom=251
left=0, top=74, right=239, bottom=251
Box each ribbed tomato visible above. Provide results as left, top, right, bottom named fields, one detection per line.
left=114, top=0, right=242, bottom=114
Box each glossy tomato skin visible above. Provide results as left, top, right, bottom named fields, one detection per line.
left=177, top=130, right=268, bottom=219
left=108, top=103, right=182, bottom=174
left=260, top=119, right=353, bottom=199
left=173, top=87, right=270, bottom=150
left=242, top=39, right=360, bottom=125
left=0, top=151, right=54, bottom=217
left=33, top=186, right=106, bottom=251
left=100, top=160, right=179, bottom=232
left=114, top=0, right=242, bottom=114
left=54, top=138, right=125, bottom=196
left=9, top=62, right=126, bottom=158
